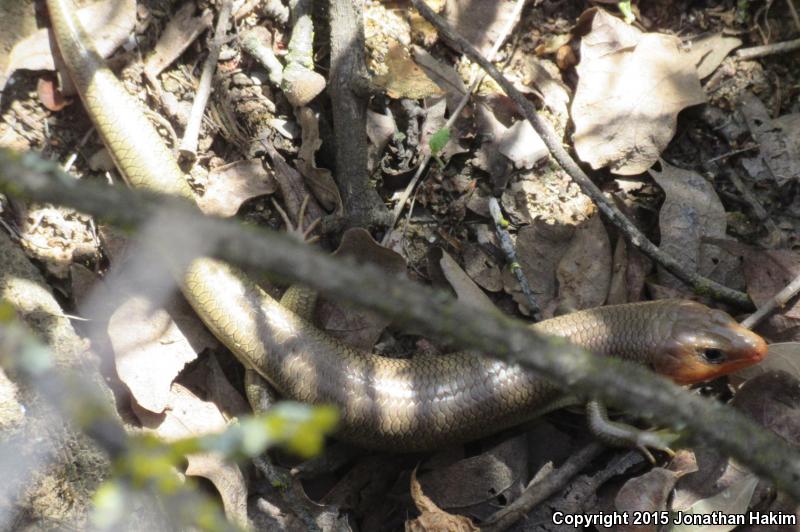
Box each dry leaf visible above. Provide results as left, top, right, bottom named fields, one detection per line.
left=110, top=294, right=216, bottom=413
left=316, top=228, right=407, bottom=350
left=572, top=9, right=706, bottom=175
left=685, top=33, right=741, bottom=79
left=615, top=468, right=680, bottom=532
left=732, top=371, right=800, bottom=446
left=463, top=243, right=503, bottom=293
left=648, top=160, right=732, bottom=291
left=503, top=221, right=575, bottom=317
left=555, top=213, right=612, bottom=311
left=144, top=2, right=214, bottom=79
left=185, top=453, right=249, bottom=529
left=430, top=248, right=497, bottom=314
left=495, top=120, right=548, bottom=170
left=366, top=109, right=397, bottom=172
left=3, top=0, right=136, bottom=91
left=295, top=107, right=343, bottom=213
left=134, top=383, right=248, bottom=528
left=442, top=0, right=522, bottom=57
left=739, top=93, right=800, bottom=188
left=417, top=436, right=526, bottom=520
left=405, top=468, right=478, bottom=532
left=198, top=159, right=277, bottom=217
left=373, top=42, right=443, bottom=99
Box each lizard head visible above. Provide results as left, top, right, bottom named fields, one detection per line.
left=651, top=301, right=767, bottom=385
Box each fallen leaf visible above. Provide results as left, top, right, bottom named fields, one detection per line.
left=739, top=93, right=800, bottom=188
left=495, top=120, right=548, bottom=170
left=429, top=248, right=497, bottom=314
left=572, top=9, right=706, bottom=175
left=185, top=453, right=249, bottom=529
left=3, top=0, right=136, bottom=91
left=463, top=243, right=503, bottom=293
left=373, top=42, right=443, bottom=100
left=197, top=159, right=277, bottom=217
left=442, top=0, right=522, bottom=57
left=685, top=33, right=741, bottom=79
left=144, top=2, right=214, bottom=79
left=668, top=469, right=758, bottom=532
left=405, top=468, right=478, bottom=532
left=607, top=235, right=650, bottom=304
left=316, top=228, right=407, bottom=350
left=417, top=436, right=526, bottom=520
left=261, top=142, right=325, bottom=229
left=295, top=107, right=343, bottom=213
left=614, top=468, right=680, bottom=532
left=37, top=73, right=68, bottom=111
left=555, top=213, right=612, bottom=311
left=134, top=383, right=248, bottom=529
left=649, top=160, right=737, bottom=291
left=110, top=294, right=216, bottom=413
left=366, top=109, right=397, bottom=172
left=503, top=221, right=575, bottom=317
left=412, top=45, right=467, bottom=111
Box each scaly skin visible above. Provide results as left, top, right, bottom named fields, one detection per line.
left=45, top=0, right=768, bottom=451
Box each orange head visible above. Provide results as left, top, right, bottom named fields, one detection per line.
left=650, top=301, right=767, bottom=384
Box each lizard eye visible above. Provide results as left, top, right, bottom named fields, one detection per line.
left=702, top=348, right=727, bottom=364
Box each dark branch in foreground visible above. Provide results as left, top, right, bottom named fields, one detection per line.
left=1, top=149, right=799, bottom=499
left=409, top=0, right=752, bottom=309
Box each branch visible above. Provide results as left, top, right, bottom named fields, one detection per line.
left=1, top=148, right=799, bottom=499
left=408, top=0, right=752, bottom=309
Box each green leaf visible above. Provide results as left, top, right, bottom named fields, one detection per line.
left=429, top=127, right=451, bottom=157
left=618, top=1, right=635, bottom=23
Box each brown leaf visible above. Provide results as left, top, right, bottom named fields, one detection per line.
left=134, top=383, right=248, bottom=528
left=555, top=213, right=612, bottom=311
left=429, top=248, right=497, bottom=314
left=685, top=33, right=741, bottom=79
left=144, top=3, right=214, bottom=79
left=366, top=109, right=397, bottom=172
left=503, top=221, right=575, bottom=317
left=649, top=160, right=735, bottom=292
left=463, top=243, right=503, bottom=293
left=614, top=468, right=680, bottom=532
left=3, top=0, right=136, bottom=91
left=739, top=93, right=800, bottom=188
left=197, top=159, right=277, bottom=217
left=295, top=107, right=343, bottom=213
left=185, top=453, right=249, bottom=529
left=405, top=468, right=478, bottom=532
left=316, top=228, right=407, bottom=350
left=37, top=73, right=68, bottom=111
left=417, top=436, right=526, bottom=519
left=373, top=42, right=443, bottom=100
left=442, top=0, right=522, bottom=57
left=572, top=9, right=706, bottom=175
left=110, top=294, right=216, bottom=413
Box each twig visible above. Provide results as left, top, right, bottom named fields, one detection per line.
left=786, top=0, right=800, bottom=32
left=482, top=443, right=605, bottom=532
left=240, top=28, right=284, bottom=87
left=488, top=197, right=541, bottom=321
left=740, top=271, right=800, bottom=330
left=3, top=149, right=800, bottom=498
left=707, top=143, right=759, bottom=163
left=62, top=127, right=94, bottom=173
left=725, top=170, right=783, bottom=248
left=736, top=37, right=800, bottom=60
left=178, top=1, right=234, bottom=162
left=409, top=0, right=752, bottom=309
left=384, top=0, right=527, bottom=240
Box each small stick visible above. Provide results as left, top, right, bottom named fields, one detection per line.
left=383, top=0, right=528, bottom=243
left=489, top=197, right=541, bottom=321
left=740, top=271, right=800, bottom=330
left=62, top=127, right=95, bottom=173
left=784, top=0, right=800, bottom=33
left=410, top=0, right=752, bottom=308
left=736, top=37, right=800, bottom=60
left=481, top=443, right=605, bottom=532
left=179, top=0, right=234, bottom=162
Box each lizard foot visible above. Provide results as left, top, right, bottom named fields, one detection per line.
left=272, top=194, right=321, bottom=244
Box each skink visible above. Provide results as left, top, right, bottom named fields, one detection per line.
left=45, top=0, right=768, bottom=451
